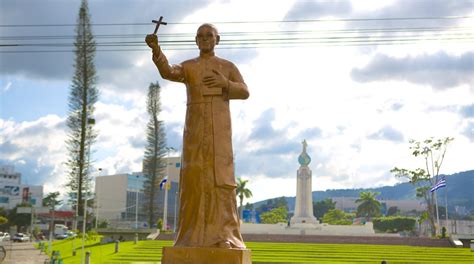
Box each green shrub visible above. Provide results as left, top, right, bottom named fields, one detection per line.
left=260, top=207, right=288, bottom=224
left=87, top=230, right=98, bottom=240
left=440, top=226, right=447, bottom=238
left=373, top=216, right=416, bottom=233
left=157, top=218, right=163, bottom=231
left=97, top=220, right=108, bottom=228
left=322, top=209, right=353, bottom=225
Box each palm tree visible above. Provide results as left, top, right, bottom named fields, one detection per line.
left=355, top=191, right=381, bottom=221
left=236, top=178, right=253, bottom=219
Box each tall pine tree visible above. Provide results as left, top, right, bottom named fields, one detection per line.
left=142, top=82, right=167, bottom=227
left=65, top=0, right=98, bottom=229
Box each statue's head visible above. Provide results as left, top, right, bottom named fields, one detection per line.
left=195, top=23, right=220, bottom=52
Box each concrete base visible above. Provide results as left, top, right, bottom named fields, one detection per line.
left=162, top=246, right=251, bottom=264
left=241, top=222, right=376, bottom=236
left=146, top=230, right=160, bottom=240
left=290, top=216, right=319, bottom=225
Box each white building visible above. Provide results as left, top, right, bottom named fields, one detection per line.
left=332, top=196, right=426, bottom=214
left=0, top=165, right=43, bottom=209
left=95, top=156, right=181, bottom=229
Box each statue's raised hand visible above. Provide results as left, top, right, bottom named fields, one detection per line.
left=145, top=34, right=159, bottom=50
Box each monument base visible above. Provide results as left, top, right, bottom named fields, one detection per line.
left=290, top=216, right=319, bottom=225
left=162, top=246, right=252, bottom=264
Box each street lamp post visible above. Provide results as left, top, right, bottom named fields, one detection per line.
left=48, top=205, right=54, bottom=254
left=173, top=190, right=178, bottom=233
left=95, top=168, right=102, bottom=229
left=81, top=196, right=88, bottom=264
left=28, top=192, right=34, bottom=235
left=73, top=167, right=79, bottom=231
left=135, top=174, right=139, bottom=244
left=135, top=175, right=139, bottom=230
left=163, top=147, right=175, bottom=230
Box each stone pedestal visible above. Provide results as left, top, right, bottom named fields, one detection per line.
left=290, top=166, right=318, bottom=225
left=162, top=246, right=252, bottom=264
left=290, top=140, right=318, bottom=225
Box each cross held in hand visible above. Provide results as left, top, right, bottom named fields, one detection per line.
left=152, top=16, right=168, bottom=35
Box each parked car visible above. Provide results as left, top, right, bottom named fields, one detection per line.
left=12, top=233, right=30, bottom=242
left=55, top=231, right=76, bottom=240
left=0, top=232, right=10, bottom=241
left=55, top=234, right=68, bottom=240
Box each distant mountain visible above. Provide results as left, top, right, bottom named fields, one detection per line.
left=253, top=170, right=474, bottom=213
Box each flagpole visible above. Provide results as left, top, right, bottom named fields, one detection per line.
left=434, top=190, right=440, bottom=236
left=163, top=180, right=169, bottom=230
left=430, top=177, right=447, bottom=236
left=445, top=186, right=449, bottom=234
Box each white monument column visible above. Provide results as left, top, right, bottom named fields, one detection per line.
left=290, top=140, right=318, bottom=225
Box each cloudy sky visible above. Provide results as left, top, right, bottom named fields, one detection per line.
left=1, top=0, right=473, bottom=204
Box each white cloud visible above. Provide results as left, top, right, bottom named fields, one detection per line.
left=2, top=82, right=12, bottom=93
left=1, top=0, right=473, bottom=204
left=0, top=115, right=68, bottom=186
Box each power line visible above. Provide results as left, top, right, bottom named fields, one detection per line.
left=1, top=20, right=472, bottom=53
left=0, top=16, right=473, bottom=27
left=0, top=26, right=471, bottom=40
left=1, top=38, right=472, bottom=53
left=2, top=31, right=473, bottom=47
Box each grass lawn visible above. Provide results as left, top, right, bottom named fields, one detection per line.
left=43, top=239, right=474, bottom=263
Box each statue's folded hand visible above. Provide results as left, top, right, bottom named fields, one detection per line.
left=203, top=69, right=227, bottom=88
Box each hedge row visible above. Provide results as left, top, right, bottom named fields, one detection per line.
left=373, top=216, right=416, bottom=233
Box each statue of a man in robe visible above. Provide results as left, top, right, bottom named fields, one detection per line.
left=145, top=23, right=249, bottom=249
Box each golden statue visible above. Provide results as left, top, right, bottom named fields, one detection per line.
left=146, top=21, right=249, bottom=255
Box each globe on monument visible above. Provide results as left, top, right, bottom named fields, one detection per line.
left=298, top=150, right=311, bottom=166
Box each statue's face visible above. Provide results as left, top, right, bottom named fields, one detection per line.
left=196, top=25, right=220, bottom=53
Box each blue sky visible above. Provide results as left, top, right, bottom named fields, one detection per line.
left=1, top=0, right=473, bottom=203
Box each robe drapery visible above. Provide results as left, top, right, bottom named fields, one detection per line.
left=152, top=50, right=249, bottom=248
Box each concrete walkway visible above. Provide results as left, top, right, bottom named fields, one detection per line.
left=2, top=241, right=49, bottom=264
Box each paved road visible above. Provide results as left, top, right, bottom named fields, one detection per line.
left=1, top=241, right=49, bottom=264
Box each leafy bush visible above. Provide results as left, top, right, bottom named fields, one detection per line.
left=260, top=206, right=288, bottom=224
left=87, top=230, right=98, bottom=240
left=322, top=209, right=353, bottom=225
left=440, top=226, right=447, bottom=238
left=0, top=216, right=8, bottom=225
left=157, top=218, right=163, bottom=231
left=98, top=220, right=108, bottom=229
left=373, top=216, right=416, bottom=233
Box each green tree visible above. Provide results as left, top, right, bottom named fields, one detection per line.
left=65, top=0, right=98, bottom=229
left=0, top=207, right=7, bottom=219
left=356, top=191, right=381, bottom=221
left=260, top=207, right=288, bottom=224
left=322, top=209, right=353, bottom=225
left=142, top=82, right=167, bottom=227
left=313, top=198, right=336, bottom=219
left=391, top=137, right=454, bottom=237
left=386, top=206, right=399, bottom=216
left=97, top=219, right=108, bottom=229
left=236, top=178, right=253, bottom=219
left=43, top=192, right=62, bottom=210
left=0, top=216, right=8, bottom=225
left=257, top=197, right=288, bottom=213
left=0, top=208, right=7, bottom=229
left=8, top=203, right=32, bottom=232
left=244, top=203, right=253, bottom=210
